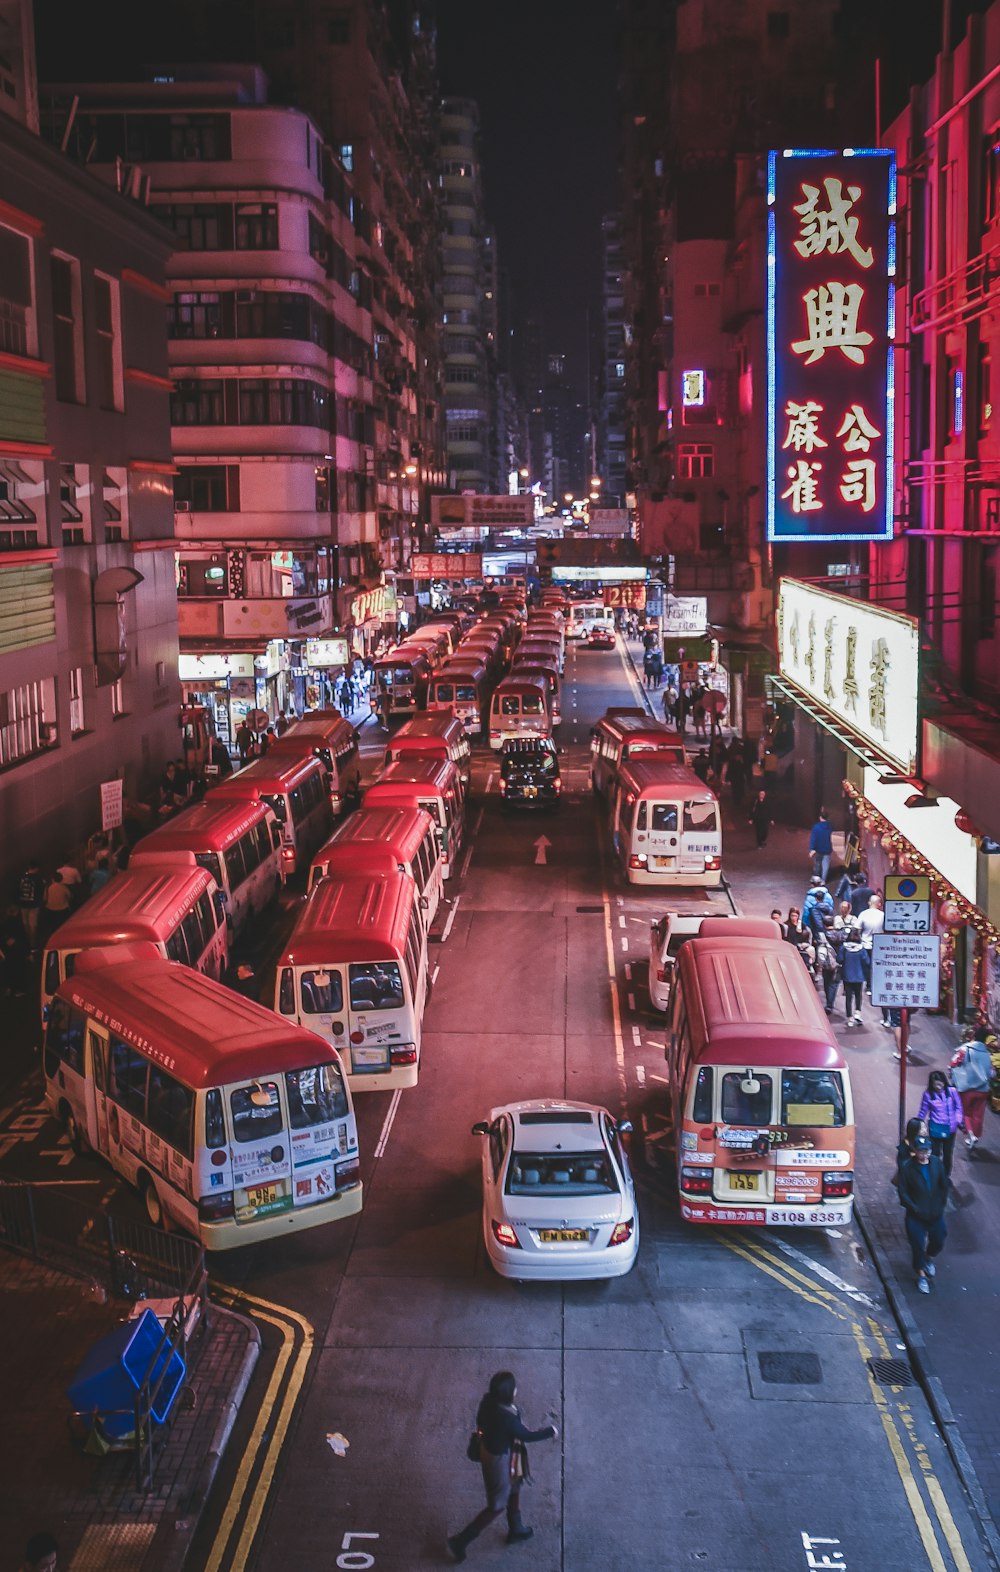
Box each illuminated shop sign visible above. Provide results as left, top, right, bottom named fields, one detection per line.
left=305, top=638, right=350, bottom=668
left=552, top=566, right=647, bottom=583
left=178, top=653, right=255, bottom=680
left=767, top=148, right=895, bottom=542
left=681, top=370, right=705, bottom=407
left=777, top=578, right=918, bottom=774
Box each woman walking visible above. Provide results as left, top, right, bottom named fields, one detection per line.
left=918, top=1069, right=964, bottom=1180
left=449, top=1371, right=557, bottom=1562
left=949, top=1027, right=994, bottom=1151
left=840, top=928, right=866, bottom=1028
left=749, top=789, right=771, bottom=849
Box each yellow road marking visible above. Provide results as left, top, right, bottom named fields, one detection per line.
left=205, top=1285, right=315, bottom=1572
left=719, top=1234, right=850, bottom=1320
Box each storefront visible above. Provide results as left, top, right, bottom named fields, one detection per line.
left=179, top=640, right=292, bottom=741
left=772, top=578, right=1000, bottom=1026
left=347, top=584, right=399, bottom=659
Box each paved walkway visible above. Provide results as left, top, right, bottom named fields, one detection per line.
left=624, top=634, right=1000, bottom=1557
left=0, top=1254, right=259, bottom=1571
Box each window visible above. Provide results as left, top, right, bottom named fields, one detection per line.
left=691, top=1065, right=713, bottom=1122
left=286, top=1063, right=348, bottom=1126
left=169, top=291, right=223, bottom=338
left=0, top=222, right=35, bottom=357
left=43, top=998, right=85, bottom=1080
left=0, top=678, right=57, bottom=767
left=651, top=803, right=678, bottom=832
left=205, top=1088, right=226, bottom=1148
left=158, top=203, right=233, bottom=250
left=93, top=274, right=123, bottom=411
left=235, top=204, right=279, bottom=250
left=146, top=1067, right=194, bottom=1155
left=684, top=800, right=717, bottom=832
left=780, top=1070, right=845, bottom=1127
left=168, top=113, right=230, bottom=161
left=348, top=962, right=404, bottom=1010
left=299, top=968, right=344, bottom=1014
left=230, top=1080, right=283, bottom=1142
left=488, top=1117, right=508, bottom=1181
left=721, top=1071, right=773, bottom=1126
left=0, top=459, right=37, bottom=528
left=69, top=667, right=85, bottom=735
left=102, top=469, right=128, bottom=539
left=194, top=850, right=223, bottom=885
left=110, top=1036, right=148, bottom=1118
left=51, top=253, right=83, bottom=402
left=111, top=678, right=125, bottom=718
left=174, top=465, right=241, bottom=511
left=678, top=443, right=714, bottom=479
left=506, top=1152, right=615, bottom=1195
left=181, top=557, right=228, bottom=596
left=171, top=379, right=225, bottom=425
left=224, top=840, right=248, bottom=893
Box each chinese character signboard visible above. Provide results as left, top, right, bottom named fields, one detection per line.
left=777, top=578, right=919, bottom=775
left=871, top=932, right=940, bottom=1009
left=603, top=583, right=646, bottom=609
left=768, top=148, right=895, bottom=542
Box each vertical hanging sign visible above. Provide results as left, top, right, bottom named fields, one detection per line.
left=767, top=148, right=895, bottom=543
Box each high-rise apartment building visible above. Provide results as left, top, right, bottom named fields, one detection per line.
left=439, top=96, right=489, bottom=491
left=599, top=213, right=627, bottom=504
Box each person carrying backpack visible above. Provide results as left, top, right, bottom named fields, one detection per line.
left=949, top=1026, right=994, bottom=1151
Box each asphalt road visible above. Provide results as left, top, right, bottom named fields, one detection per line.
left=0, top=639, right=993, bottom=1571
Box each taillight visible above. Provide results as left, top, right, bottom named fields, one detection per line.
left=609, top=1219, right=634, bottom=1246
left=498, top=778, right=507, bottom=792
left=629, top=853, right=648, bottom=869
left=656, top=968, right=667, bottom=982
left=822, top=1170, right=854, bottom=1199
left=337, top=1156, right=361, bottom=1188
left=553, top=779, right=562, bottom=792
left=330, top=792, right=342, bottom=811
left=705, top=854, right=721, bottom=871
left=390, top=1043, right=417, bottom=1065
left=198, top=1190, right=235, bottom=1222
left=281, top=846, right=295, bottom=864
left=680, top=1167, right=714, bottom=1195
left=491, top=1220, right=521, bottom=1248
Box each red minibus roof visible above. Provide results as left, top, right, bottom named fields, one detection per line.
left=617, top=759, right=716, bottom=800
left=434, top=657, right=487, bottom=680
left=493, top=675, right=548, bottom=697
left=210, top=752, right=326, bottom=797
left=61, top=949, right=340, bottom=1087
left=130, top=798, right=272, bottom=858
left=679, top=935, right=846, bottom=1069
left=373, top=757, right=459, bottom=792
left=312, top=805, right=434, bottom=875
left=281, top=871, right=415, bottom=967
left=269, top=712, right=355, bottom=749
left=391, top=713, right=467, bottom=745
left=374, top=646, right=430, bottom=671
left=49, top=865, right=217, bottom=950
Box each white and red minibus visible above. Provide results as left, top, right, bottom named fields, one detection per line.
left=667, top=919, right=856, bottom=1227
left=384, top=712, right=472, bottom=790
left=372, top=645, right=432, bottom=720
left=41, top=860, right=228, bottom=1015
left=210, top=753, right=332, bottom=877
left=364, top=756, right=465, bottom=878
left=276, top=870, right=429, bottom=1092
left=269, top=711, right=361, bottom=814
left=611, top=760, right=722, bottom=886
left=510, top=657, right=561, bottom=727
left=590, top=711, right=687, bottom=797
left=130, top=798, right=283, bottom=941
left=44, top=944, right=362, bottom=1246
left=309, top=805, right=443, bottom=924
left=426, top=657, right=492, bottom=735
left=488, top=674, right=552, bottom=750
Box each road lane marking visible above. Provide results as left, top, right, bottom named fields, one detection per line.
left=627, top=993, right=636, bottom=1012
left=631, top=1026, right=641, bottom=1046
left=440, top=894, right=461, bottom=943
left=769, top=1238, right=877, bottom=1309
left=620, top=937, right=629, bottom=951
left=375, top=1087, right=403, bottom=1159
left=636, top=1065, right=646, bottom=1085
left=618, top=915, right=626, bottom=929
left=431, top=964, right=440, bottom=986
left=624, top=963, right=632, bottom=981
left=485, top=770, right=495, bottom=793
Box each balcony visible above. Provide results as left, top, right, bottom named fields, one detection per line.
left=177, top=593, right=333, bottom=644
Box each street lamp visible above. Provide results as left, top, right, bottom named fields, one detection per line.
left=590, top=475, right=602, bottom=489
left=564, top=492, right=574, bottom=504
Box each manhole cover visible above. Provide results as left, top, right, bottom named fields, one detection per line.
left=868, top=1357, right=915, bottom=1386
left=758, top=1350, right=823, bottom=1385
left=576, top=905, right=603, bottom=913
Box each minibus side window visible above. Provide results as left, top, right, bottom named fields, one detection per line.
left=240, top=828, right=261, bottom=875
left=288, top=785, right=305, bottom=826
left=182, top=905, right=207, bottom=961
left=691, top=1066, right=713, bottom=1123
left=262, top=792, right=287, bottom=823
left=225, top=840, right=248, bottom=892
left=147, top=1066, right=194, bottom=1157
left=278, top=966, right=296, bottom=1015
left=636, top=801, right=647, bottom=831
left=437, top=683, right=454, bottom=703
left=403, top=926, right=419, bottom=997
left=285, top=1062, right=349, bottom=1126
left=44, top=949, right=61, bottom=999
left=44, top=997, right=85, bottom=1078
left=230, top=1081, right=283, bottom=1142
left=205, top=1088, right=226, bottom=1148
left=195, top=851, right=223, bottom=885
left=109, top=1035, right=149, bottom=1118
left=165, top=927, right=190, bottom=965
left=253, top=822, right=271, bottom=864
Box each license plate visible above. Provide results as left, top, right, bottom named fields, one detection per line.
left=353, top=1045, right=389, bottom=1068
left=730, top=1171, right=760, bottom=1191
left=538, top=1228, right=588, bottom=1242
left=246, top=1182, right=278, bottom=1208
left=525, top=786, right=537, bottom=797
left=652, top=855, right=675, bottom=870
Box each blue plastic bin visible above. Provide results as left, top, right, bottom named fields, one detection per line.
left=67, top=1309, right=186, bottom=1441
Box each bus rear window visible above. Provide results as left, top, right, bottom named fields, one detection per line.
left=501, top=695, right=519, bottom=716
left=721, top=1072, right=773, bottom=1126
left=651, top=804, right=678, bottom=832
left=300, top=968, right=344, bottom=1013
left=286, top=1063, right=349, bottom=1126
left=684, top=799, right=717, bottom=831
left=230, top=1081, right=283, bottom=1142
left=781, top=1071, right=846, bottom=1127
left=349, top=962, right=404, bottom=1010
left=261, top=792, right=287, bottom=823
left=435, top=683, right=455, bottom=703
left=522, top=695, right=543, bottom=715
left=455, top=684, right=475, bottom=701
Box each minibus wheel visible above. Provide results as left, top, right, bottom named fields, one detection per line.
left=140, top=1173, right=170, bottom=1232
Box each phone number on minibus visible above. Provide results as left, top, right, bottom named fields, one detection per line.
left=680, top=1202, right=853, bottom=1226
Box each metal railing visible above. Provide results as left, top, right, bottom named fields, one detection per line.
left=0, top=1181, right=208, bottom=1488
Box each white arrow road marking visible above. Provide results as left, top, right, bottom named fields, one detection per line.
left=534, top=835, right=551, bottom=865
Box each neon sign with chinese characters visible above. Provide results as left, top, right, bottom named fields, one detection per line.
left=767, top=149, right=895, bottom=542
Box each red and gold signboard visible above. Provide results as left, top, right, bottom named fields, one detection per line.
left=604, top=584, right=646, bottom=609
left=767, top=149, right=895, bottom=543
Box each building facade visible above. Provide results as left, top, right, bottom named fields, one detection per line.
left=439, top=96, right=489, bottom=492
left=0, top=87, right=179, bottom=888
left=598, top=213, right=627, bottom=506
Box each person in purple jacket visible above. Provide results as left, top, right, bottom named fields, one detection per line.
left=918, top=1069, right=964, bottom=1180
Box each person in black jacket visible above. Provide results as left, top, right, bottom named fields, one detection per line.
left=897, top=1135, right=949, bottom=1293
left=448, top=1370, right=558, bottom=1562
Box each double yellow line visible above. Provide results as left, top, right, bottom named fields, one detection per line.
left=724, top=1232, right=974, bottom=1572
left=205, top=1284, right=315, bottom=1572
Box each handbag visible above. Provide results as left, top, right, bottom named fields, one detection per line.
left=466, top=1430, right=481, bottom=1463
left=927, top=1120, right=951, bottom=1140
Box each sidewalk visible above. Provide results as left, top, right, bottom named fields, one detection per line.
left=0, top=1254, right=259, bottom=1571
left=624, top=634, right=1000, bottom=1556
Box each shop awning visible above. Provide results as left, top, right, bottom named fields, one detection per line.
left=768, top=675, right=903, bottom=775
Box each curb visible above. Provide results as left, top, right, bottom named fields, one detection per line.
left=854, top=1195, right=1000, bottom=1570
left=156, top=1304, right=262, bottom=1572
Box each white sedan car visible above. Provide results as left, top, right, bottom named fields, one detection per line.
left=472, top=1099, right=638, bottom=1281
left=648, top=913, right=709, bottom=1012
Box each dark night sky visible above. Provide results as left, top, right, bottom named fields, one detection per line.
left=431, top=0, right=620, bottom=396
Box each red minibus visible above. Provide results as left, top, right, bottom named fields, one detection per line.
left=372, top=645, right=432, bottom=721
left=426, top=656, right=492, bottom=734
left=667, top=920, right=856, bottom=1227
left=510, top=657, right=561, bottom=726
left=309, top=805, right=443, bottom=924
left=384, top=712, right=472, bottom=790
left=130, top=797, right=283, bottom=941
left=269, top=711, right=361, bottom=814
left=488, top=674, right=551, bottom=750
left=210, top=753, right=332, bottom=876
left=364, top=756, right=464, bottom=877
left=591, top=711, right=687, bottom=797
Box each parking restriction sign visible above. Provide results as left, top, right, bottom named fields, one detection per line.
left=883, top=874, right=931, bottom=934
left=871, top=931, right=940, bottom=1008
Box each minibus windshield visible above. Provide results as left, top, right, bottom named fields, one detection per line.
left=260, top=792, right=287, bottom=823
